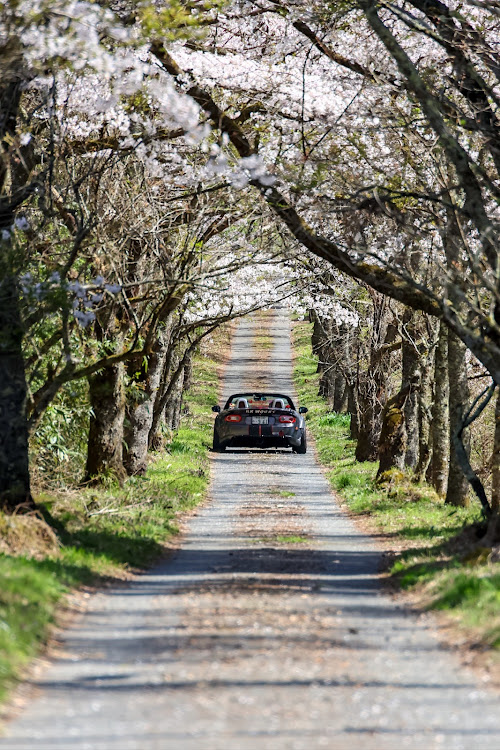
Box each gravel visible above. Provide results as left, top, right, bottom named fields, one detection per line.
left=1, top=310, right=499, bottom=750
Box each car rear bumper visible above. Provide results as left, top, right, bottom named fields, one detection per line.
left=219, top=424, right=303, bottom=449
left=224, top=434, right=299, bottom=449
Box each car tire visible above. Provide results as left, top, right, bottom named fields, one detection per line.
left=212, top=428, right=226, bottom=452
left=294, top=432, right=307, bottom=454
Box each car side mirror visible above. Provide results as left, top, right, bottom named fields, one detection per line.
left=299, top=406, right=308, bottom=414
left=212, top=405, right=221, bottom=413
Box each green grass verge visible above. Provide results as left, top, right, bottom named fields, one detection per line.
left=292, top=320, right=500, bottom=649
left=0, top=329, right=228, bottom=706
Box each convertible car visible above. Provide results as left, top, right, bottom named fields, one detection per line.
left=212, top=392, right=308, bottom=453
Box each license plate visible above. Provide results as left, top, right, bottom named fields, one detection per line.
left=252, top=416, right=268, bottom=425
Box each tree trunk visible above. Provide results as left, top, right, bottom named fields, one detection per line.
left=150, top=330, right=204, bottom=444
left=333, top=372, right=347, bottom=413
left=0, top=278, right=33, bottom=510
left=484, top=389, right=500, bottom=544
left=377, top=383, right=411, bottom=479
left=440, top=209, right=470, bottom=506
left=492, top=388, right=500, bottom=515
left=170, top=366, right=186, bottom=432
left=402, top=309, right=420, bottom=469
left=124, top=327, right=170, bottom=475
left=414, top=346, right=434, bottom=483
left=311, top=309, right=323, bottom=361
left=355, top=293, right=397, bottom=462
left=164, top=363, right=185, bottom=432
left=355, top=393, right=380, bottom=461
left=149, top=346, right=178, bottom=447
left=183, top=352, right=193, bottom=394
left=171, top=355, right=193, bottom=430
left=85, top=363, right=126, bottom=482
left=311, top=311, right=332, bottom=398
left=347, top=383, right=359, bottom=440
left=340, top=325, right=359, bottom=439
left=430, top=320, right=449, bottom=495
left=446, top=330, right=470, bottom=507
left=0, top=79, right=35, bottom=510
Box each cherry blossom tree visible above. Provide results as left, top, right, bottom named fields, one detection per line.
left=0, top=0, right=217, bottom=506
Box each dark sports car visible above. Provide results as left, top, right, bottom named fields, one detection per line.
left=212, top=392, right=308, bottom=453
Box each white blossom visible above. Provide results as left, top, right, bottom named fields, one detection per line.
left=14, top=217, right=30, bottom=231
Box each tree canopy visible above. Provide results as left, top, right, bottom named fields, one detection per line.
left=1, top=0, right=500, bottom=515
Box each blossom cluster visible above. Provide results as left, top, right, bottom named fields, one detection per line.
left=204, top=148, right=276, bottom=188
left=0, top=216, right=30, bottom=242
left=19, top=272, right=121, bottom=327
left=4, top=0, right=208, bottom=179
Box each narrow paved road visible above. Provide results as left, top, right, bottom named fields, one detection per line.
left=1, top=311, right=499, bottom=750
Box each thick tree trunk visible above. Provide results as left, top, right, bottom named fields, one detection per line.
left=124, top=327, right=170, bottom=475
left=333, top=372, right=347, bottom=413
left=0, top=79, right=35, bottom=510
left=446, top=331, right=470, bottom=506
left=430, top=320, right=449, bottom=495
left=355, top=362, right=390, bottom=462
left=377, top=384, right=411, bottom=479
left=85, top=363, right=126, bottom=482
left=355, top=294, right=397, bottom=462
left=402, top=309, right=420, bottom=469
left=355, top=391, right=380, bottom=462
left=0, top=279, right=32, bottom=510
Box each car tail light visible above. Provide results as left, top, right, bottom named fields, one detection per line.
left=279, top=415, right=296, bottom=424
left=225, top=414, right=242, bottom=422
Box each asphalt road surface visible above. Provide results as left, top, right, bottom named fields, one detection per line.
left=1, top=310, right=499, bottom=749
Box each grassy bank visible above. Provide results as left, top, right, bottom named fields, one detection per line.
left=0, top=328, right=228, bottom=708
left=292, top=320, right=500, bottom=653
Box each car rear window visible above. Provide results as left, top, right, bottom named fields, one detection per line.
left=226, top=394, right=294, bottom=409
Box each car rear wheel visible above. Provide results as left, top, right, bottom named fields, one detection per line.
left=212, top=427, right=226, bottom=452
left=294, top=432, right=307, bottom=454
